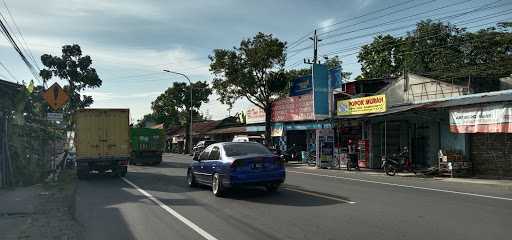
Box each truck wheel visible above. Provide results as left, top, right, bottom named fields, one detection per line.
left=77, top=169, right=88, bottom=180
left=118, top=166, right=128, bottom=177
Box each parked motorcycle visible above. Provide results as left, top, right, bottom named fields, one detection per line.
left=280, top=146, right=302, bottom=162
left=381, top=147, right=415, bottom=176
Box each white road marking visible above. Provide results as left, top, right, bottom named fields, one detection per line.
left=283, top=187, right=356, bottom=204
left=122, top=178, right=219, bottom=240
left=287, top=170, right=512, bottom=202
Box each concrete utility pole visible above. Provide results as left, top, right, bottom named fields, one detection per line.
left=163, top=70, right=193, bottom=154
left=304, top=30, right=322, bottom=65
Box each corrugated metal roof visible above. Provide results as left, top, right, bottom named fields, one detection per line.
left=367, top=103, right=432, bottom=117
left=428, top=90, right=512, bottom=109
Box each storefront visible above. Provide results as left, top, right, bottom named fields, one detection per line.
left=447, top=100, right=512, bottom=178
left=335, top=95, right=387, bottom=168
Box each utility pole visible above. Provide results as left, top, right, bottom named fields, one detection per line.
left=163, top=70, right=193, bottom=154
left=304, top=30, right=322, bottom=65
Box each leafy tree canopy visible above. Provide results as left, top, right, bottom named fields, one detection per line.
left=209, top=32, right=288, bottom=143
left=39, top=44, right=101, bottom=122
left=356, top=20, right=512, bottom=90
left=151, top=81, right=211, bottom=128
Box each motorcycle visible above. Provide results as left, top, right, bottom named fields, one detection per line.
left=346, top=153, right=360, bottom=171
left=381, top=147, right=415, bottom=176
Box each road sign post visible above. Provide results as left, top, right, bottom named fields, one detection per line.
left=42, top=83, right=69, bottom=111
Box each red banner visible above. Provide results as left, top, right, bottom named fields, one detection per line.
left=272, top=93, right=314, bottom=122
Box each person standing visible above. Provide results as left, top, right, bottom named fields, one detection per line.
left=347, top=139, right=360, bottom=171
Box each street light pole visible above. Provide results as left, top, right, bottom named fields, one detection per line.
left=163, top=69, right=193, bottom=154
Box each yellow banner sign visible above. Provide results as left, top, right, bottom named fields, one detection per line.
left=337, top=95, right=387, bottom=116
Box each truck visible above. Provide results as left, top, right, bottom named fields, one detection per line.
left=74, top=109, right=130, bottom=179
left=130, top=128, right=164, bottom=165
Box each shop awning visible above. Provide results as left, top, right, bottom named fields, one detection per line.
left=426, top=90, right=512, bottom=109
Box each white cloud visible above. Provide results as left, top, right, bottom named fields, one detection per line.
left=0, top=35, right=210, bottom=79
left=318, top=18, right=336, bottom=32
left=357, top=0, right=373, bottom=8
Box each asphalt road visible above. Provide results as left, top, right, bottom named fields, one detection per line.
left=75, top=153, right=512, bottom=240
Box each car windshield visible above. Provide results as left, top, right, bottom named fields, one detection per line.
left=223, top=143, right=272, bottom=157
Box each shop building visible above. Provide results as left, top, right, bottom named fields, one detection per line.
left=335, top=73, right=471, bottom=169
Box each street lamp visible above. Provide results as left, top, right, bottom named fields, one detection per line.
left=163, top=69, right=193, bottom=154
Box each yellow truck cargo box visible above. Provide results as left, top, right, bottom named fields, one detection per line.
left=75, top=109, right=130, bottom=160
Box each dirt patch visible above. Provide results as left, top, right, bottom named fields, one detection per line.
left=18, top=170, right=83, bottom=240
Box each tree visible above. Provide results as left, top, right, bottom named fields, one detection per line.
left=325, top=56, right=352, bottom=81
left=209, top=32, right=288, bottom=144
left=39, top=44, right=102, bottom=126
left=151, top=81, right=211, bottom=152
left=357, top=34, right=403, bottom=79
left=136, top=113, right=158, bottom=128
left=355, top=20, right=512, bottom=87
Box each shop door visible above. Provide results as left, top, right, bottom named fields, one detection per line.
left=412, top=123, right=430, bottom=168
left=287, top=130, right=307, bottom=151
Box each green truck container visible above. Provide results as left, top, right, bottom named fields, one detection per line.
left=130, top=128, right=164, bottom=165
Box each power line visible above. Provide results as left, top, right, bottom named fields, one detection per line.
left=0, top=60, right=18, bottom=81
left=322, top=11, right=512, bottom=58
left=287, top=1, right=511, bottom=55
left=0, top=16, right=41, bottom=83
left=320, top=0, right=479, bottom=41
left=319, top=0, right=440, bottom=38
left=288, top=0, right=426, bottom=49
left=322, top=13, right=512, bottom=59
left=1, top=0, right=40, bottom=70
left=287, top=17, right=510, bottom=71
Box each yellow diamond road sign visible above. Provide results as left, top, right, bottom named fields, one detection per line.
left=42, top=83, right=69, bottom=111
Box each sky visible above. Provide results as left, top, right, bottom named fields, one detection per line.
left=0, top=0, right=508, bottom=122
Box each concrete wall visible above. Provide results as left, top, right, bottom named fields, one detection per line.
left=471, top=133, right=512, bottom=178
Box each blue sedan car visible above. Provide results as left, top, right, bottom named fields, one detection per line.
left=187, top=142, right=286, bottom=196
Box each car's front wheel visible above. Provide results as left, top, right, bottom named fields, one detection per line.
left=212, top=173, right=224, bottom=197
left=187, top=169, right=197, bottom=187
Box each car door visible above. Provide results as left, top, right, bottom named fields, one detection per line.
left=194, top=145, right=213, bottom=183
left=204, top=146, right=222, bottom=178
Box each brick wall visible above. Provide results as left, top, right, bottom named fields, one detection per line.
left=470, top=133, right=512, bottom=178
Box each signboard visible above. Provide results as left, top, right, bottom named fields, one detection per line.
left=449, top=104, right=512, bottom=133
left=47, top=112, right=64, bottom=122
left=272, top=93, right=314, bottom=122
left=42, top=83, right=69, bottom=110
left=271, top=123, right=284, bottom=137
left=313, top=64, right=329, bottom=119
left=328, top=67, right=343, bottom=90
left=246, top=107, right=266, bottom=124
left=290, top=75, right=312, bottom=96
left=337, top=95, right=387, bottom=116
left=316, top=128, right=334, bottom=168
left=285, top=122, right=331, bottom=130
